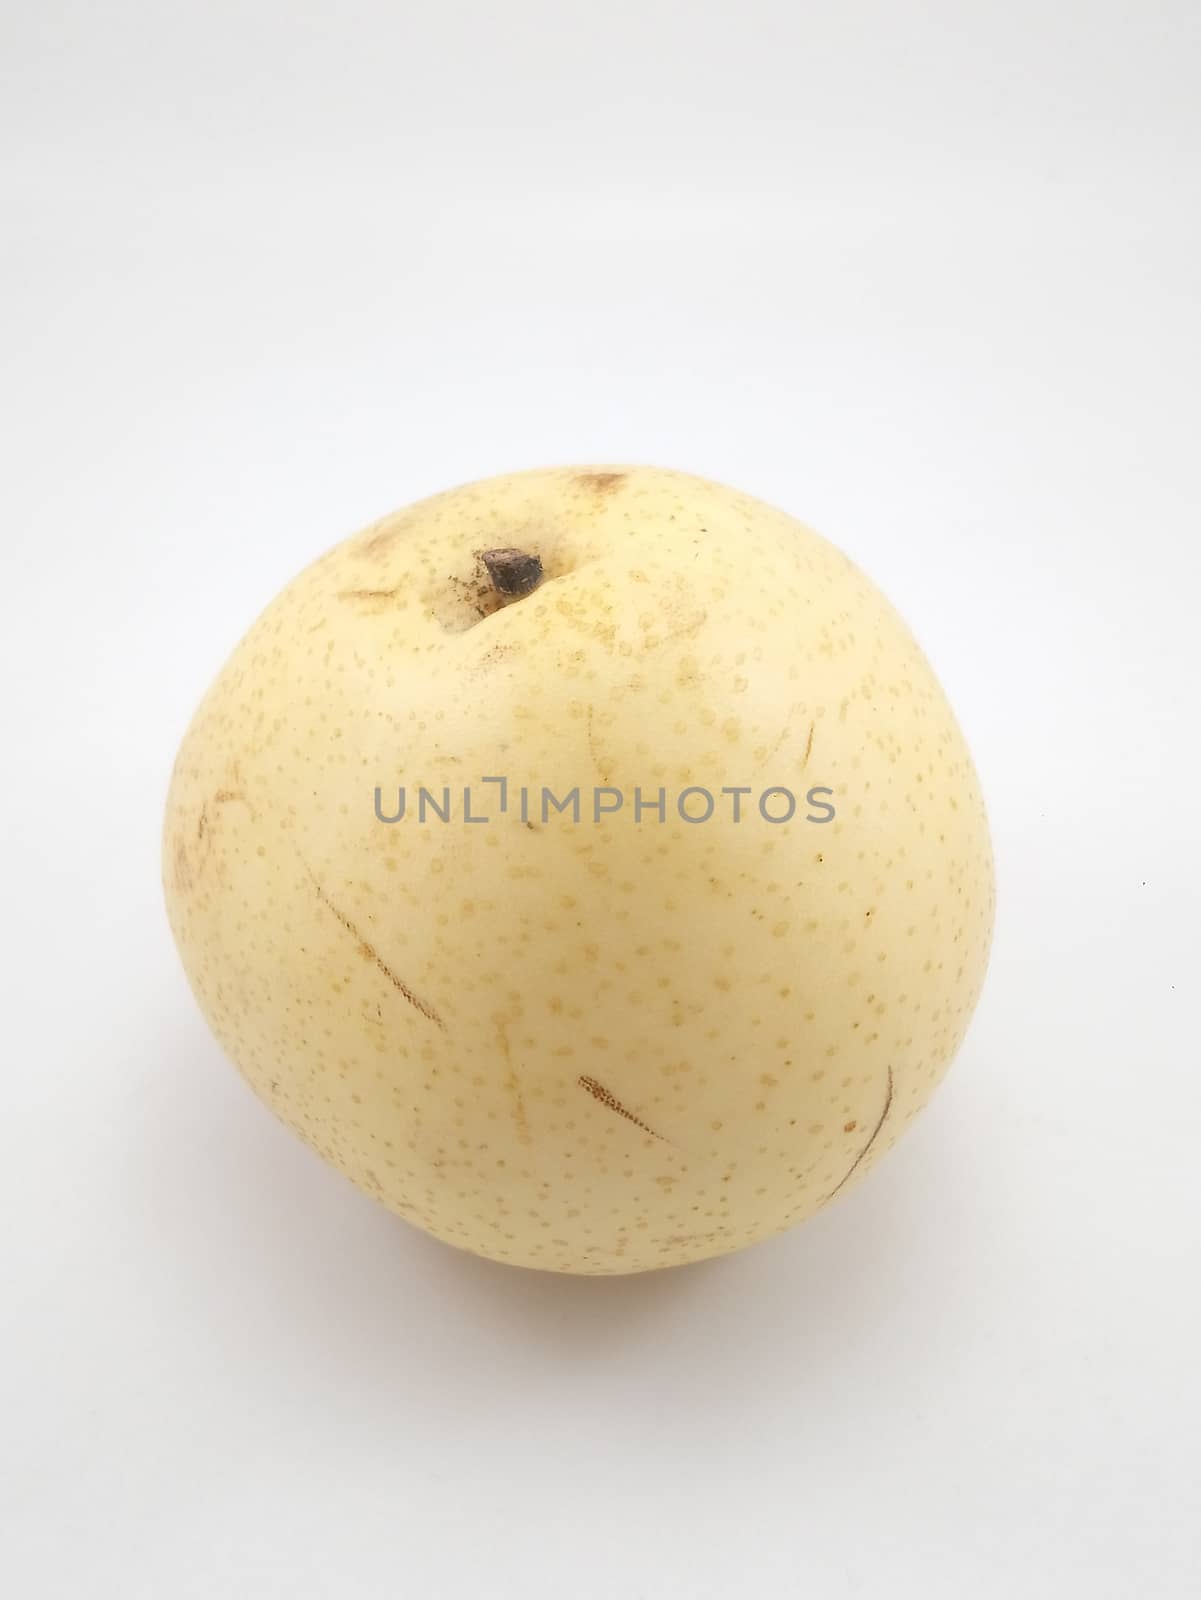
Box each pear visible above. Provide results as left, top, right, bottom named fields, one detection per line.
left=164, top=466, right=993, bottom=1273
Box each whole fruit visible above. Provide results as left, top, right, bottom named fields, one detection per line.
left=163, top=466, right=993, bottom=1273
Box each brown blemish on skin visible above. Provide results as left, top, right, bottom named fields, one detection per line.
left=180, top=794, right=228, bottom=889
left=497, top=1022, right=531, bottom=1145
left=299, top=856, right=445, bottom=1029
left=824, top=1065, right=894, bottom=1201
left=473, top=641, right=516, bottom=672
left=213, top=787, right=254, bottom=813
left=578, top=1075, right=668, bottom=1142
left=337, top=586, right=400, bottom=603
left=445, top=572, right=494, bottom=622
left=754, top=702, right=801, bottom=775
left=212, top=769, right=258, bottom=822
left=574, top=471, right=627, bottom=495
left=173, top=837, right=192, bottom=893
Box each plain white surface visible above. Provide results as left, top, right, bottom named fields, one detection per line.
left=3, top=4, right=1199, bottom=1596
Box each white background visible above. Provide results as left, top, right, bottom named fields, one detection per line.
left=3, top=4, right=1199, bottom=1596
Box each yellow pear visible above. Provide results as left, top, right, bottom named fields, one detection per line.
left=163, top=466, right=994, bottom=1273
